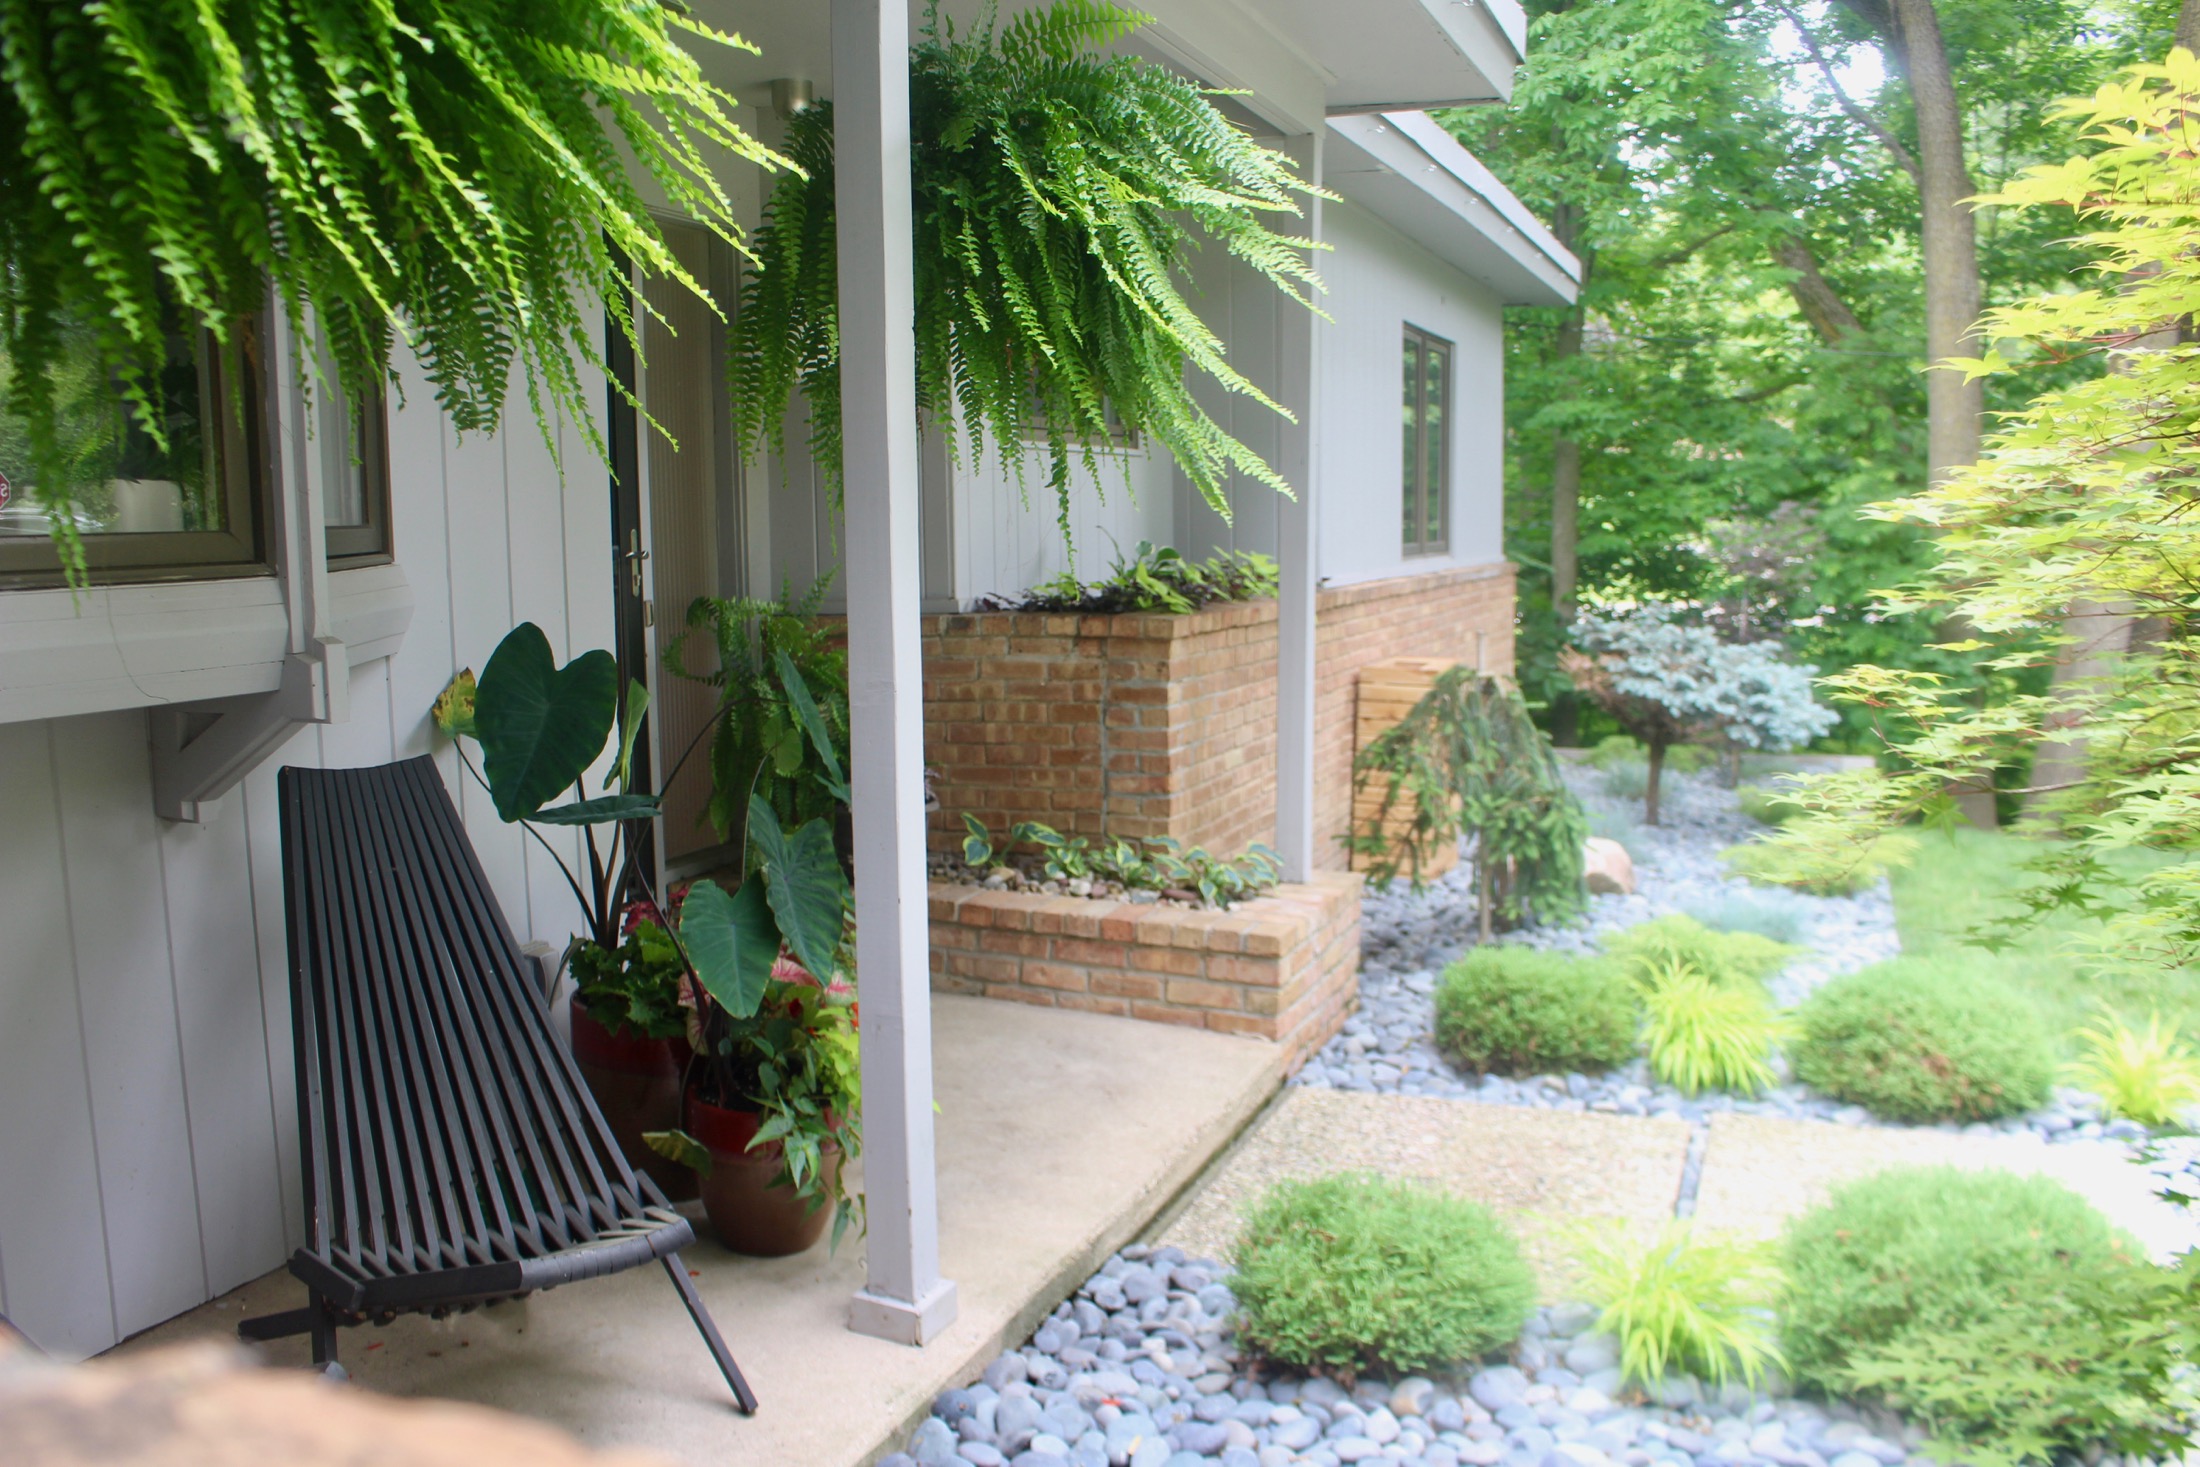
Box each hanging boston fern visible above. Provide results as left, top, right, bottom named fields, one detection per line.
left=0, top=0, right=783, bottom=575
left=730, top=0, right=1327, bottom=542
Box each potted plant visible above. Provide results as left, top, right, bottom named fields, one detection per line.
left=432, top=622, right=859, bottom=1247
left=567, top=892, right=697, bottom=1200
left=661, top=949, right=864, bottom=1256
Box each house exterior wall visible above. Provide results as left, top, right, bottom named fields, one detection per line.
left=0, top=343, right=617, bottom=1360
left=921, top=559, right=1513, bottom=872
left=922, top=600, right=1279, bottom=857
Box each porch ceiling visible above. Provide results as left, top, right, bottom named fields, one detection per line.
left=696, top=0, right=1527, bottom=136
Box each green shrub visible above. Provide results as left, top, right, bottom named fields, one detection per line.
left=2068, top=1011, right=2200, bottom=1127
left=1600, top=760, right=1651, bottom=802
left=1782, top=1167, right=2183, bottom=1467
left=1792, top=959, right=2055, bottom=1123
left=1578, top=1223, right=1783, bottom=1388
left=1435, top=948, right=1639, bottom=1077
left=1736, top=783, right=1805, bottom=826
left=1639, top=962, right=1786, bottom=1095
left=1603, top=914, right=1796, bottom=990
left=1234, top=1173, right=1534, bottom=1375
left=1681, top=890, right=1811, bottom=945
left=1725, top=826, right=1918, bottom=896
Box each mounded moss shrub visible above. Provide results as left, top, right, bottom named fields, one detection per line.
left=1234, top=1173, right=1535, bottom=1374
left=1434, top=947, right=1638, bottom=1077
left=1782, top=1167, right=2182, bottom=1464
left=1791, top=959, right=2054, bottom=1123
left=1604, top=914, right=1796, bottom=990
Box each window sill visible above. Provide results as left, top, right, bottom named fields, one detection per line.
left=0, top=563, right=414, bottom=726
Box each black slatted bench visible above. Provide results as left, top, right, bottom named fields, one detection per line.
left=238, top=756, right=755, bottom=1412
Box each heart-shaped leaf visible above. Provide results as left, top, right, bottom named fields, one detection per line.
left=747, top=795, right=849, bottom=981
left=475, top=624, right=618, bottom=822
left=679, top=878, right=781, bottom=1020
left=530, top=792, right=663, bottom=826
left=431, top=669, right=478, bottom=739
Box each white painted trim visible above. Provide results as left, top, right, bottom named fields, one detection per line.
left=1276, top=132, right=1322, bottom=883
left=1326, top=112, right=1580, bottom=306
left=834, top=0, right=958, bottom=1347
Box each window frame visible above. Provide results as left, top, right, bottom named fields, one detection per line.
left=0, top=321, right=272, bottom=589
left=1401, top=323, right=1453, bottom=559
left=324, top=382, right=394, bottom=568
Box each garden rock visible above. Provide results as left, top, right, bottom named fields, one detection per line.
left=1582, top=838, right=1635, bottom=896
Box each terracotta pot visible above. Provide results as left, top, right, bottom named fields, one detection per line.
left=686, top=1091, right=842, bottom=1257
left=569, top=999, right=697, bottom=1202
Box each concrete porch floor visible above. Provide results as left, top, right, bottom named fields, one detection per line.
left=112, top=995, right=1283, bottom=1467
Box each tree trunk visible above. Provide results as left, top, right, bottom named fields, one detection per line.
left=1887, top=0, right=1984, bottom=484
left=1644, top=739, right=1666, bottom=827
left=1775, top=238, right=1865, bottom=345
left=2026, top=598, right=2136, bottom=820
left=2181, top=0, right=2200, bottom=51
left=1476, top=835, right=1495, bottom=943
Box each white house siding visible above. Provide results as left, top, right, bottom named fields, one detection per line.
left=1315, top=199, right=1507, bottom=588
left=0, top=342, right=617, bottom=1359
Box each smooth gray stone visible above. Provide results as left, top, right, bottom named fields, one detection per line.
left=960, top=1446, right=1008, bottom=1467
left=1172, top=1423, right=1228, bottom=1455
left=913, top=1418, right=964, bottom=1467
left=1469, top=1367, right=1529, bottom=1412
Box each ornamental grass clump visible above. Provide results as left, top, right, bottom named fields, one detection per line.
left=1681, top=889, right=1812, bottom=946
left=1781, top=1167, right=2185, bottom=1467
left=2068, top=1010, right=2200, bottom=1127
left=1576, top=1223, right=1783, bottom=1389
left=1233, top=1173, right=1534, bottom=1376
left=1434, top=948, right=1638, bottom=1077
left=1637, top=962, right=1786, bottom=1095
left=1725, top=823, right=1919, bottom=897
left=1603, top=914, right=1797, bottom=990
left=1791, top=959, right=2054, bottom=1123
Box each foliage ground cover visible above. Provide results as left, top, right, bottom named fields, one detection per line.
left=1232, top=1173, right=1534, bottom=1377
left=1888, top=828, right=2200, bottom=1042
left=1781, top=1167, right=2185, bottom=1467
left=1434, top=947, right=1639, bottom=1078
left=1577, top=1223, right=1783, bottom=1390
left=1790, top=958, right=2055, bottom=1124
left=1602, top=913, right=1795, bottom=991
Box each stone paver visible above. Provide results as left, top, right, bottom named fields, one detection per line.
left=1157, top=1086, right=1692, bottom=1296
left=1694, top=1111, right=2193, bottom=1260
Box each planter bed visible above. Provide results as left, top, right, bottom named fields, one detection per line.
left=929, top=872, right=1362, bottom=1069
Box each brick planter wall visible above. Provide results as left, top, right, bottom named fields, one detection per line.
left=921, top=559, right=1514, bottom=873
left=1313, top=562, right=1516, bottom=871
left=928, top=872, right=1362, bottom=1069
left=922, top=601, right=1278, bottom=856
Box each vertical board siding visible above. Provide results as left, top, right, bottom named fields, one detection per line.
left=0, top=340, right=616, bottom=1357
left=50, top=712, right=208, bottom=1338
left=0, top=721, right=116, bottom=1357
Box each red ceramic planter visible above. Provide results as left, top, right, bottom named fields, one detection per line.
left=686, top=1090, right=841, bottom=1257
left=568, top=999, right=697, bottom=1202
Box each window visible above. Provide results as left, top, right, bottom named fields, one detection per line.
left=0, top=316, right=390, bottom=586
left=324, top=382, right=393, bottom=566
left=1402, top=325, right=1451, bottom=556
left=0, top=319, right=266, bottom=586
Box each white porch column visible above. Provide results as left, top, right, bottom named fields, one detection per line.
left=835, top=0, right=959, bottom=1346
left=1276, top=133, right=1325, bottom=881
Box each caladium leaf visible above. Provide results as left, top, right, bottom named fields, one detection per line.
left=679, top=878, right=781, bottom=1021
left=777, top=646, right=850, bottom=804
left=431, top=669, right=478, bottom=739
left=474, top=623, right=618, bottom=822
left=748, top=795, right=849, bottom=981
left=529, top=793, right=663, bottom=826
left=642, top=1128, right=713, bottom=1176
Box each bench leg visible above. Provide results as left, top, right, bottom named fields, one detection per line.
left=661, top=1252, right=756, bottom=1414
left=308, top=1300, right=344, bottom=1379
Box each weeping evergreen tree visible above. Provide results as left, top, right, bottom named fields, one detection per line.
left=0, top=0, right=782, bottom=575
left=730, top=0, right=1327, bottom=543
left=1351, top=670, right=1590, bottom=938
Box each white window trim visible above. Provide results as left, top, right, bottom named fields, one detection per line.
left=0, top=297, right=414, bottom=819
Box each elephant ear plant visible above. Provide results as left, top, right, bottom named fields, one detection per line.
left=432, top=622, right=863, bottom=1246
